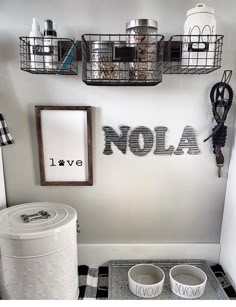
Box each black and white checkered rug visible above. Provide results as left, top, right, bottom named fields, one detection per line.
left=78, top=264, right=236, bottom=300
left=78, top=266, right=108, bottom=300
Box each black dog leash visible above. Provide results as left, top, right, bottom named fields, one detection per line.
left=204, top=71, right=233, bottom=177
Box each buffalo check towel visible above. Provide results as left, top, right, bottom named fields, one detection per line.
left=0, top=113, right=14, bottom=147
left=78, top=266, right=108, bottom=299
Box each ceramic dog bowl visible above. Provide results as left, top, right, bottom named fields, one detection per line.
left=128, top=264, right=165, bottom=298
left=169, top=264, right=207, bottom=299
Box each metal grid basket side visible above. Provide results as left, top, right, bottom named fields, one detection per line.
left=82, top=33, right=164, bottom=86
left=163, top=35, right=224, bottom=74
left=19, top=36, right=78, bottom=75
left=81, top=34, right=92, bottom=83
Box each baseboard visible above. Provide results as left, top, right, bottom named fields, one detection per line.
left=77, top=243, right=220, bottom=266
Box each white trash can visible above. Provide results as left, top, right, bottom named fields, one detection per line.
left=0, top=202, right=79, bottom=300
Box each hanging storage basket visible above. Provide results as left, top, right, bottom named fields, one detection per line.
left=19, top=37, right=79, bottom=75
left=82, top=34, right=164, bottom=86
left=164, top=35, right=224, bottom=74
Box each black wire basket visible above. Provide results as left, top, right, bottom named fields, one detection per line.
left=82, top=34, right=164, bottom=86
left=164, top=35, right=224, bottom=74
left=19, top=37, right=78, bottom=75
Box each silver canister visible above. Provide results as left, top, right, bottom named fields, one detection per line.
left=90, top=41, right=127, bottom=81
left=126, top=19, right=158, bottom=81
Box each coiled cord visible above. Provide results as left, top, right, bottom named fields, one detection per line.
left=204, top=81, right=233, bottom=147
left=212, top=124, right=227, bottom=154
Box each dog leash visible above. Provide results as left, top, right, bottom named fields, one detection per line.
left=204, top=70, right=233, bottom=177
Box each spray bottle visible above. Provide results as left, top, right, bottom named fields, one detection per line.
left=43, top=19, right=58, bottom=70
left=29, top=18, right=43, bottom=71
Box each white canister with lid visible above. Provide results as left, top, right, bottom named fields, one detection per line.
left=0, top=202, right=79, bottom=300
left=183, top=3, right=216, bottom=67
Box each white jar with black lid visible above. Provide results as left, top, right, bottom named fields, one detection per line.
left=125, top=19, right=158, bottom=81
left=0, top=202, right=79, bottom=299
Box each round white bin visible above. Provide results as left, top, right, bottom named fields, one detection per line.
left=0, top=202, right=79, bottom=300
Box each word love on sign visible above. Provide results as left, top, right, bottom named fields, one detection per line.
left=49, top=158, right=83, bottom=167
left=103, top=126, right=200, bottom=156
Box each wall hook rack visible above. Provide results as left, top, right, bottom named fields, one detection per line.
left=221, top=70, right=232, bottom=84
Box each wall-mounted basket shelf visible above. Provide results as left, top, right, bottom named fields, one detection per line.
left=163, top=35, right=224, bottom=74
left=82, top=34, right=164, bottom=86
left=81, top=34, right=224, bottom=85
left=19, top=37, right=79, bottom=75
left=19, top=34, right=224, bottom=84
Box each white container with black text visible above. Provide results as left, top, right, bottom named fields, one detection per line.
left=182, top=3, right=216, bottom=67
left=43, top=19, right=58, bottom=71
left=29, top=18, right=43, bottom=71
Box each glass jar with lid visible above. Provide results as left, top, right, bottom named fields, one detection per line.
left=126, top=19, right=158, bottom=81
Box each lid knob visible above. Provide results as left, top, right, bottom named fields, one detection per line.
left=196, top=3, right=206, bottom=8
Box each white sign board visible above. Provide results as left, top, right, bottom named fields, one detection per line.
left=35, top=106, right=93, bottom=186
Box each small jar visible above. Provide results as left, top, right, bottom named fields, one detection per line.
left=126, top=19, right=158, bottom=81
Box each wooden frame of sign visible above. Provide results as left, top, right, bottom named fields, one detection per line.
left=35, top=106, right=93, bottom=186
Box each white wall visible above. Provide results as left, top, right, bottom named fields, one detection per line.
left=220, top=122, right=236, bottom=289
left=0, top=149, right=6, bottom=209
left=0, top=0, right=236, bottom=246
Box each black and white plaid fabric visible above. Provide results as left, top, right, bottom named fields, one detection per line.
left=78, top=266, right=108, bottom=300
left=0, top=113, right=14, bottom=147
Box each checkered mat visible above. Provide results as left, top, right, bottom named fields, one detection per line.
left=78, top=266, right=108, bottom=299
left=78, top=264, right=236, bottom=300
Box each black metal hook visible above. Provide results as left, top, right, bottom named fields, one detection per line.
left=221, top=70, right=232, bottom=85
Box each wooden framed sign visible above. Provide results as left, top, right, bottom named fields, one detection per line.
left=35, top=106, right=93, bottom=186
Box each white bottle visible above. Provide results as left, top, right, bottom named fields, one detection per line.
left=29, top=18, right=43, bottom=71
left=183, top=3, right=216, bottom=67
left=43, top=19, right=58, bottom=71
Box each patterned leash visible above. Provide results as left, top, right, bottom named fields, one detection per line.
left=204, top=71, right=233, bottom=177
